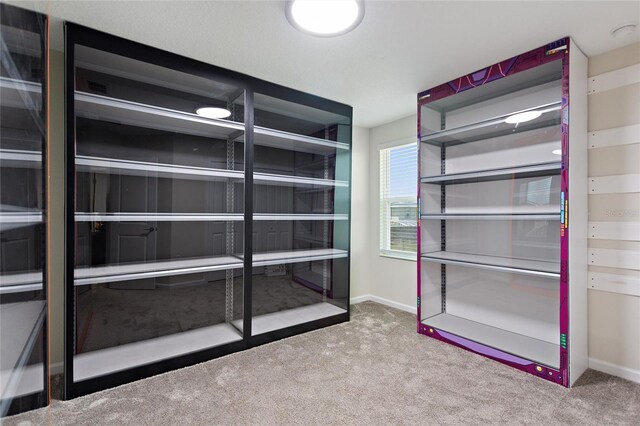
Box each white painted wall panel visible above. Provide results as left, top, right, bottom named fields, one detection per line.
left=588, top=222, right=640, bottom=241
left=589, top=271, right=640, bottom=296
left=589, top=248, right=640, bottom=270
left=589, top=123, right=640, bottom=149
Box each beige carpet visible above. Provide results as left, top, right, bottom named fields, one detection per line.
left=5, top=302, right=640, bottom=425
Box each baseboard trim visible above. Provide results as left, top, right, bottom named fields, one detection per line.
left=350, top=294, right=416, bottom=315
left=589, top=357, right=640, bottom=384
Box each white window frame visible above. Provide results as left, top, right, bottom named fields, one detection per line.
left=379, top=137, right=418, bottom=262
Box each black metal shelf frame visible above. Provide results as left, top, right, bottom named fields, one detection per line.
left=64, top=23, right=352, bottom=399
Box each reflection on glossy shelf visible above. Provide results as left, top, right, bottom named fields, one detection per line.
left=74, top=256, right=243, bottom=286
left=0, top=211, right=43, bottom=232
left=243, top=249, right=348, bottom=267
left=74, top=249, right=348, bottom=285
left=74, top=322, right=242, bottom=381
left=74, top=213, right=347, bottom=221
left=421, top=102, right=561, bottom=146
left=75, top=155, right=347, bottom=188
left=420, top=162, right=560, bottom=185
left=421, top=251, right=560, bottom=277
left=422, top=313, right=559, bottom=368
left=0, top=301, right=46, bottom=400
left=75, top=91, right=243, bottom=140
left=75, top=91, right=350, bottom=154
left=429, top=206, right=560, bottom=215
left=75, top=155, right=243, bottom=182
left=0, top=77, right=42, bottom=109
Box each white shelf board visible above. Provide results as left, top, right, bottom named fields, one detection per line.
left=254, top=172, right=348, bottom=188
left=421, top=102, right=561, bottom=146
left=75, top=155, right=244, bottom=182
left=421, top=251, right=560, bottom=277
left=74, top=213, right=347, bottom=222
left=588, top=222, right=640, bottom=241
left=75, top=91, right=244, bottom=140
left=74, top=323, right=242, bottom=381
left=589, top=271, right=640, bottom=296
left=589, top=123, right=640, bottom=149
left=0, top=149, right=42, bottom=168
left=422, top=213, right=559, bottom=220
left=242, top=302, right=346, bottom=336
left=422, top=313, right=559, bottom=368
left=589, top=174, right=640, bottom=194
left=75, top=155, right=346, bottom=188
left=254, top=125, right=349, bottom=154
left=74, top=256, right=243, bottom=286
left=253, top=214, right=348, bottom=221
left=0, top=271, right=43, bottom=294
left=75, top=212, right=243, bottom=222
left=421, top=162, right=560, bottom=185
left=0, top=364, right=43, bottom=401
left=0, top=211, right=43, bottom=231
left=243, top=249, right=348, bottom=267
left=587, top=63, right=640, bottom=95
left=440, top=206, right=560, bottom=215
left=0, top=301, right=46, bottom=400
left=0, top=76, right=41, bottom=110
left=589, top=248, right=640, bottom=270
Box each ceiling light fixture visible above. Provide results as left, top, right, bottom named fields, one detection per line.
left=505, top=110, right=543, bottom=124
left=196, top=107, right=231, bottom=119
left=552, top=149, right=562, bottom=155
left=286, top=0, right=365, bottom=37
left=611, top=23, right=637, bottom=38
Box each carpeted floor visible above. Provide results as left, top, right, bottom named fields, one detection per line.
left=5, top=302, right=640, bottom=425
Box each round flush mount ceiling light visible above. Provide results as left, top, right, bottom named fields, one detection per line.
left=505, top=110, right=542, bottom=124
left=286, top=0, right=365, bottom=37
left=611, top=23, right=637, bottom=38
left=196, top=107, right=231, bottom=119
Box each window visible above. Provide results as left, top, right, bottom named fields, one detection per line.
left=380, top=142, right=418, bottom=260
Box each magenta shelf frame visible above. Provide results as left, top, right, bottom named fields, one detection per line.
left=416, top=38, right=572, bottom=387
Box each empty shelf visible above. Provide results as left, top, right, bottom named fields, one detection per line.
left=0, top=77, right=41, bottom=110
left=243, top=249, right=349, bottom=267
left=75, top=155, right=244, bottom=182
left=421, top=102, right=561, bottom=146
left=435, top=206, right=560, bottom=215
left=243, top=302, right=347, bottom=336
left=74, top=213, right=346, bottom=222
left=422, top=213, right=559, bottom=220
left=0, top=301, right=46, bottom=400
left=75, top=212, right=243, bottom=222
left=421, top=162, right=560, bottom=185
left=74, top=256, right=243, bottom=286
left=0, top=211, right=43, bottom=231
left=253, top=214, right=348, bottom=221
left=0, top=364, right=44, bottom=402
left=421, top=251, right=559, bottom=278
left=254, top=172, right=348, bottom=188
left=75, top=91, right=244, bottom=140
left=422, top=313, right=559, bottom=368
left=0, top=149, right=42, bottom=168
left=0, top=272, right=43, bottom=294
left=74, top=323, right=242, bottom=381
left=253, top=125, right=350, bottom=155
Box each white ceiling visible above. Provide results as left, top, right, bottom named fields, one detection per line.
left=7, top=0, right=640, bottom=128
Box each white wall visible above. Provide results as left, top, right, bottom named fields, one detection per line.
left=363, top=115, right=417, bottom=312
left=586, top=42, right=640, bottom=383
left=349, top=126, right=371, bottom=299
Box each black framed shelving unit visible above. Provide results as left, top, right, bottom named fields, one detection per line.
left=64, top=23, right=351, bottom=398
left=0, top=3, right=48, bottom=416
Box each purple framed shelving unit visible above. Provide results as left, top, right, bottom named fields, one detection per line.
left=416, top=38, right=588, bottom=387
